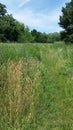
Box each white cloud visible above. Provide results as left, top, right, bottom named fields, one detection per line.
left=13, top=8, right=62, bottom=33
left=19, top=0, right=30, bottom=7
left=0, top=0, right=70, bottom=32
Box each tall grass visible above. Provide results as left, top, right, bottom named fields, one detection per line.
left=0, top=43, right=73, bottom=130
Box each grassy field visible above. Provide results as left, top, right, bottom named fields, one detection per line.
left=0, top=43, right=73, bottom=130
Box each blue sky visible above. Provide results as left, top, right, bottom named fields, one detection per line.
left=0, top=0, right=70, bottom=33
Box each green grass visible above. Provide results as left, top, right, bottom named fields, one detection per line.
left=0, top=43, right=73, bottom=130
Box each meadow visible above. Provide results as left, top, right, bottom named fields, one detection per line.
left=0, top=43, right=73, bottom=130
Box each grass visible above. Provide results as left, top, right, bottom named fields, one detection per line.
left=0, top=43, right=73, bottom=130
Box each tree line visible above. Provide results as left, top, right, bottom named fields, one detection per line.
left=0, top=3, right=61, bottom=43
left=0, top=0, right=73, bottom=43
left=0, top=3, right=34, bottom=43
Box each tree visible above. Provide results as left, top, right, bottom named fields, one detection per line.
left=0, top=3, right=7, bottom=16
left=0, top=3, right=34, bottom=43
left=47, top=32, right=61, bottom=43
left=0, top=14, right=20, bottom=42
left=59, top=0, right=73, bottom=43
left=31, top=29, right=48, bottom=43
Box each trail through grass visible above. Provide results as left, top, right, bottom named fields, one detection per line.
left=0, top=43, right=73, bottom=130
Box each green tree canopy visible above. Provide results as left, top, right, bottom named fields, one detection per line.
left=0, top=3, right=7, bottom=16
left=0, top=3, right=61, bottom=43
left=0, top=14, right=22, bottom=42
left=47, top=32, right=61, bottom=43
left=59, top=0, right=73, bottom=43
left=0, top=3, right=34, bottom=43
left=31, top=29, right=48, bottom=43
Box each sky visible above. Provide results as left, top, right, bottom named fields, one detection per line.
left=0, top=0, right=71, bottom=33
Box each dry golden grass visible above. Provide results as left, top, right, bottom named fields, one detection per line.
left=7, top=60, right=23, bottom=125
left=0, top=58, right=42, bottom=127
